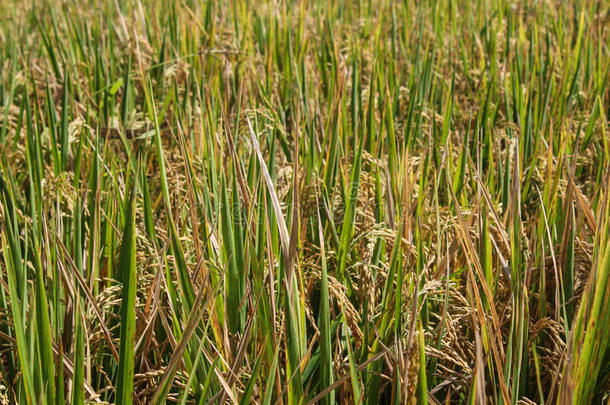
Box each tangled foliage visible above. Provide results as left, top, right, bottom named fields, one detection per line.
left=0, top=0, right=609, bottom=404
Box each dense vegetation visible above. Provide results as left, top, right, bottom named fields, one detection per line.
left=0, top=0, right=609, bottom=403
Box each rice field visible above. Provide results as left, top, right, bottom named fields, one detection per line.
left=0, top=0, right=609, bottom=404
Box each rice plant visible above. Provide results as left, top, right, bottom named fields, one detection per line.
left=0, top=0, right=608, bottom=403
